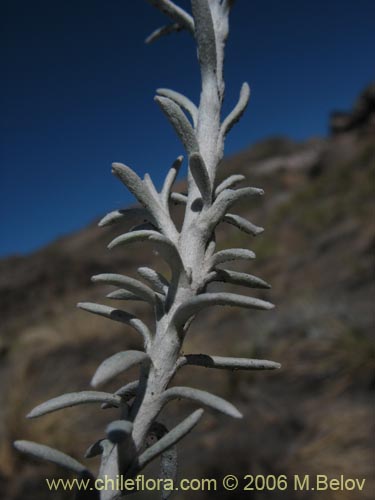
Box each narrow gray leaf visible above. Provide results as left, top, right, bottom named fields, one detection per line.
left=92, top=273, right=156, bottom=305
left=173, top=292, right=274, bottom=328
left=220, top=82, right=250, bottom=137
left=137, top=267, right=169, bottom=295
left=170, top=192, right=187, bottom=205
left=215, top=174, right=245, bottom=197
left=191, top=0, right=217, bottom=78
left=98, top=207, right=151, bottom=228
left=27, top=391, right=122, bottom=418
left=157, top=89, right=198, bottom=127
left=106, top=289, right=144, bottom=301
left=108, top=229, right=161, bottom=249
left=209, top=269, right=271, bottom=289
left=135, top=409, right=204, bottom=472
left=146, top=0, right=195, bottom=34
left=14, top=441, right=88, bottom=474
left=155, top=96, right=198, bottom=154
left=111, top=163, right=155, bottom=211
left=144, top=173, right=161, bottom=202
left=145, top=23, right=182, bottom=44
left=111, top=164, right=178, bottom=239
left=216, top=186, right=264, bottom=210
left=161, top=156, right=184, bottom=205
left=223, top=213, right=264, bottom=236
left=189, top=152, right=211, bottom=205
left=91, top=350, right=149, bottom=387
left=179, top=354, right=281, bottom=371
left=162, top=386, right=242, bottom=419
left=108, top=230, right=183, bottom=276
left=77, top=302, right=151, bottom=345
left=209, top=187, right=264, bottom=228
left=211, top=248, right=256, bottom=266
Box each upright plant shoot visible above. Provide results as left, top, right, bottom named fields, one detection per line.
left=15, top=1, right=280, bottom=498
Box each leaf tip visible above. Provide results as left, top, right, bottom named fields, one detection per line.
left=106, top=420, right=133, bottom=443
left=111, top=162, right=122, bottom=175
left=242, top=81, right=251, bottom=96
left=233, top=408, right=243, bottom=419
left=90, top=375, right=100, bottom=388
left=26, top=409, right=36, bottom=419
left=13, top=440, right=24, bottom=451
left=107, top=239, right=116, bottom=250
left=194, top=408, right=205, bottom=420
left=254, top=226, right=265, bottom=236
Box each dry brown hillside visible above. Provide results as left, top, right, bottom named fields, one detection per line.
left=1, top=86, right=374, bottom=500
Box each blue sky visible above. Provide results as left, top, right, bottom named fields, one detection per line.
left=1, top=0, right=374, bottom=258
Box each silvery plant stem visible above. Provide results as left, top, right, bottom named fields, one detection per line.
left=14, top=2, right=280, bottom=499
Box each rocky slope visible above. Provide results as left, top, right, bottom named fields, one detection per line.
left=0, top=87, right=374, bottom=499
